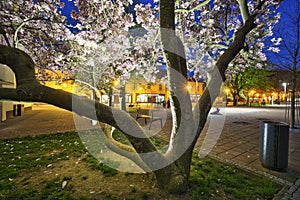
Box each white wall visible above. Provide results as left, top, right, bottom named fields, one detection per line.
left=1, top=102, right=13, bottom=122
left=0, top=65, right=16, bottom=122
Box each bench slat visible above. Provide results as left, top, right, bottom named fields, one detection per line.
left=136, top=108, right=163, bottom=129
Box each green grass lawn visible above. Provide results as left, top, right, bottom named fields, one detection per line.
left=0, top=131, right=283, bottom=199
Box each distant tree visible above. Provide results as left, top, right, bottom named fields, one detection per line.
left=269, top=69, right=292, bottom=100
left=226, top=66, right=273, bottom=106
left=269, top=0, right=300, bottom=128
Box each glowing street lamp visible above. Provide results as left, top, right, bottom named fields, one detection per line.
left=113, top=80, right=119, bottom=87
left=282, top=82, right=287, bottom=102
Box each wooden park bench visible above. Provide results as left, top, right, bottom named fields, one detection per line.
left=136, top=108, right=163, bottom=130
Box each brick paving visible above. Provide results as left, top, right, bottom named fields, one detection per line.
left=196, top=107, right=300, bottom=199
left=0, top=105, right=76, bottom=138
left=0, top=104, right=98, bottom=138
left=280, top=178, right=300, bottom=200
left=0, top=104, right=299, bottom=198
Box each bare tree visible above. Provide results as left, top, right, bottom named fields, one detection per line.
left=270, top=0, right=300, bottom=128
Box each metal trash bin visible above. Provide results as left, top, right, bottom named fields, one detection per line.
left=260, top=121, right=289, bottom=171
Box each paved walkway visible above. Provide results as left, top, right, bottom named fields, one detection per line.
left=0, top=105, right=299, bottom=199
left=0, top=105, right=76, bottom=138
left=196, top=107, right=300, bottom=200
left=197, top=107, right=300, bottom=181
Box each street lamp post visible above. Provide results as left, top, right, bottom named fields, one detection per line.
left=282, top=82, right=287, bottom=103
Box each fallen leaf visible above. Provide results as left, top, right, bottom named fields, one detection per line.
left=62, top=181, right=67, bottom=189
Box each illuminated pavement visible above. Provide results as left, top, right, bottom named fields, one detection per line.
left=0, top=105, right=76, bottom=138
left=196, top=107, right=300, bottom=199
left=197, top=107, right=300, bottom=181
left=0, top=104, right=299, bottom=199
left=0, top=104, right=95, bottom=138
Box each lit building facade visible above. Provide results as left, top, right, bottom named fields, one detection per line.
left=39, top=69, right=205, bottom=108
left=108, top=77, right=205, bottom=107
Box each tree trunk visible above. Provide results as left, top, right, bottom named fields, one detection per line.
left=233, top=92, right=238, bottom=106
left=291, top=86, right=295, bottom=128
left=120, top=86, right=126, bottom=111
left=290, top=70, right=297, bottom=128
left=154, top=147, right=193, bottom=194
left=108, top=88, right=113, bottom=107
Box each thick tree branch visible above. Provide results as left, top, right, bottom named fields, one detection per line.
left=0, top=44, right=36, bottom=85
left=237, top=0, right=250, bottom=23
left=192, top=14, right=259, bottom=149
left=0, top=44, right=167, bottom=171
left=101, top=126, right=151, bottom=172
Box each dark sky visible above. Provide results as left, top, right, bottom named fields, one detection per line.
left=265, top=0, right=299, bottom=69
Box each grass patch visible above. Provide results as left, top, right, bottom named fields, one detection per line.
left=0, top=132, right=282, bottom=199
left=0, top=132, right=85, bottom=199
left=112, top=129, right=131, bottom=146
left=112, top=129, right=169, bottom=152
left=0, top=132, right=85, bottom=177
left=82, top=155, right=119, bottom=176
left=190, top=155, right=281, bottom=199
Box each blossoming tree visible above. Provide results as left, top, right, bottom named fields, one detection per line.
left=0, top=0, right=282, bottom=194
